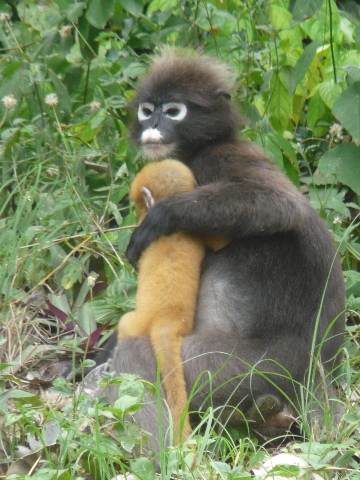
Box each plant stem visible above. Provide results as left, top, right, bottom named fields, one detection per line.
left=328, top=0, right=337, bottom=83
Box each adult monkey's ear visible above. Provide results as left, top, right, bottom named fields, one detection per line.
left=214, top=88, right=231, bottom=101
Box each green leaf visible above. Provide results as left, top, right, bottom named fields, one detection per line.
left=274, top=133, right=296, bottom=160
left=107, top=201, right=123, bottom=227
left=147, top=0, right=178, bottom=14
left=294, top=40, right=321, bottom=86
left=86, top=0, right=115, bottom=28
left=262, top=134, right=284, bottom=170
left=270, top=5, right=292, bottom=30
left=267, top=465, right=301, bottom=477
left=290, top=0, right=324, bottom=21
left=48, top=69, right=72, bottom=113
left=318, top=143, right=360, bottom=194
left=67, top=2, right=86, bottom=22
left=318, top=80, right=342, bottom=109
left=114, top=394, right=143, bottom=414
left=130, top=457, right=157, bottom=480
left=0, top=0, right=11, bottom=16
left=307, top=90, right=328, bottom=129
left=282, top=67, right=297, bottom=97
left=343, top=66, right=360, bottom=83
left=0, top=390, right=42, bottom=409
left=327, top=196, right=350, bottom=217
left=269, top=77, right=292, bottom=133
left=333, top=81, right=360, bottom=143
left=118, top=0, right=145, bottom=17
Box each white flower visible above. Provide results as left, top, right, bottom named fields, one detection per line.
left=1, top=94, right=17, bottom=109
left=45, top=93, right=59, bottom=107
left=60, top=24, right=72, bottom=39
left=90, top=100, right=101, bottom=112
left=329, top=123, right=344, bottom=140
left=0, top=12, right=11, bottom=22
left=333, top=215, right=342, bottom=225
left=46, top=167, right=59, bottom=177
left=87, top=275, right=97, bottom=288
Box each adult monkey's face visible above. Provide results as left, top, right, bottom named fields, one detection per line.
left=130, top=48, right=241, bottom=164
left=136, top=101, right=188, bottom=160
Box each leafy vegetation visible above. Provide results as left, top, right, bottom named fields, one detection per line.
left=0, top=0, right=359, bottom=478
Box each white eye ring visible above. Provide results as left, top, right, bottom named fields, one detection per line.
left=138, top=102, right=155, bottom=121
left=163, top=102, right=187, bottom=121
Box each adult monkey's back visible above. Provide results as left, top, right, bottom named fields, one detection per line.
left=108, top=49, right=345, bottom=452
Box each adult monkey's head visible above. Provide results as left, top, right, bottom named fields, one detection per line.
left=130, top=48, right=243, bottom=164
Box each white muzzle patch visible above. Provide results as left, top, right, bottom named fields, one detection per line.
left=141, top=128, right=163, bottom=144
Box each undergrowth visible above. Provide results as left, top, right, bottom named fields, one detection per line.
left=0, top=0, right=359, bottom=478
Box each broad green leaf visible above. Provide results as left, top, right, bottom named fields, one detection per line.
left=147, top=0, right=178, bottom=14
left=269, top=77, right=292, bottom=133
left=270, top=133, right=298, bottom=166
left=195, top=4, right=237, bottom=35
left=211, top=9, right=238, bottom=36
left=318, top=80, right=342, bottom=109
left=118, top=0, right=144, bottom=17
left=86, top=0, right=115, bottom=28
left=130, top=457, right=157, bottom=480
left=114, top=394, right=142, bottom=414
left=333, top=81, right=360, bottom=143
left=17, top=2, right=61, bottom=34
left=300, top=0, right=340, bottom=43
left=327, top=196, right=351, bottom=217
left=290, top=0, right=323, bottom=21
left=283, top=66, right=297, bottom=96
left=270, top=5, right=292, bottom=30
left=0, top=390, right=42, bottom=409
left=342, top=66, right=360, bottom=82
left=67, top=2, right=86, bottom=22
left=307, top=90, right=328, bottom=128
left=121, top=62, right=147, bottom=81
left=262, top=135, right=284, bottom=170
left=318, top=143, right=360, bottom=195
left=294, top=40, right=322, bottom=86
left=0, top=0, right=11, bottom=16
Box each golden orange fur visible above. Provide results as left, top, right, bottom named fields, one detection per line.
left=118, top=159, right=204, bottom=443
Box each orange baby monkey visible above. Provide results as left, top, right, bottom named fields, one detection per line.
left=118, top=159, right=205, bottom=443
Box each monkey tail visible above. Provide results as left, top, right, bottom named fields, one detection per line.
left=149, top=328, right=192, bottom=445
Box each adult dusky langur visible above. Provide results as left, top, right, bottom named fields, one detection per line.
left=106, top=49, right=345, bottom=455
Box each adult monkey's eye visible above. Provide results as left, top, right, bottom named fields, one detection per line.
left=163, top=102, right=187, bottom=121
left=138, top=102, right=155, bottom=121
